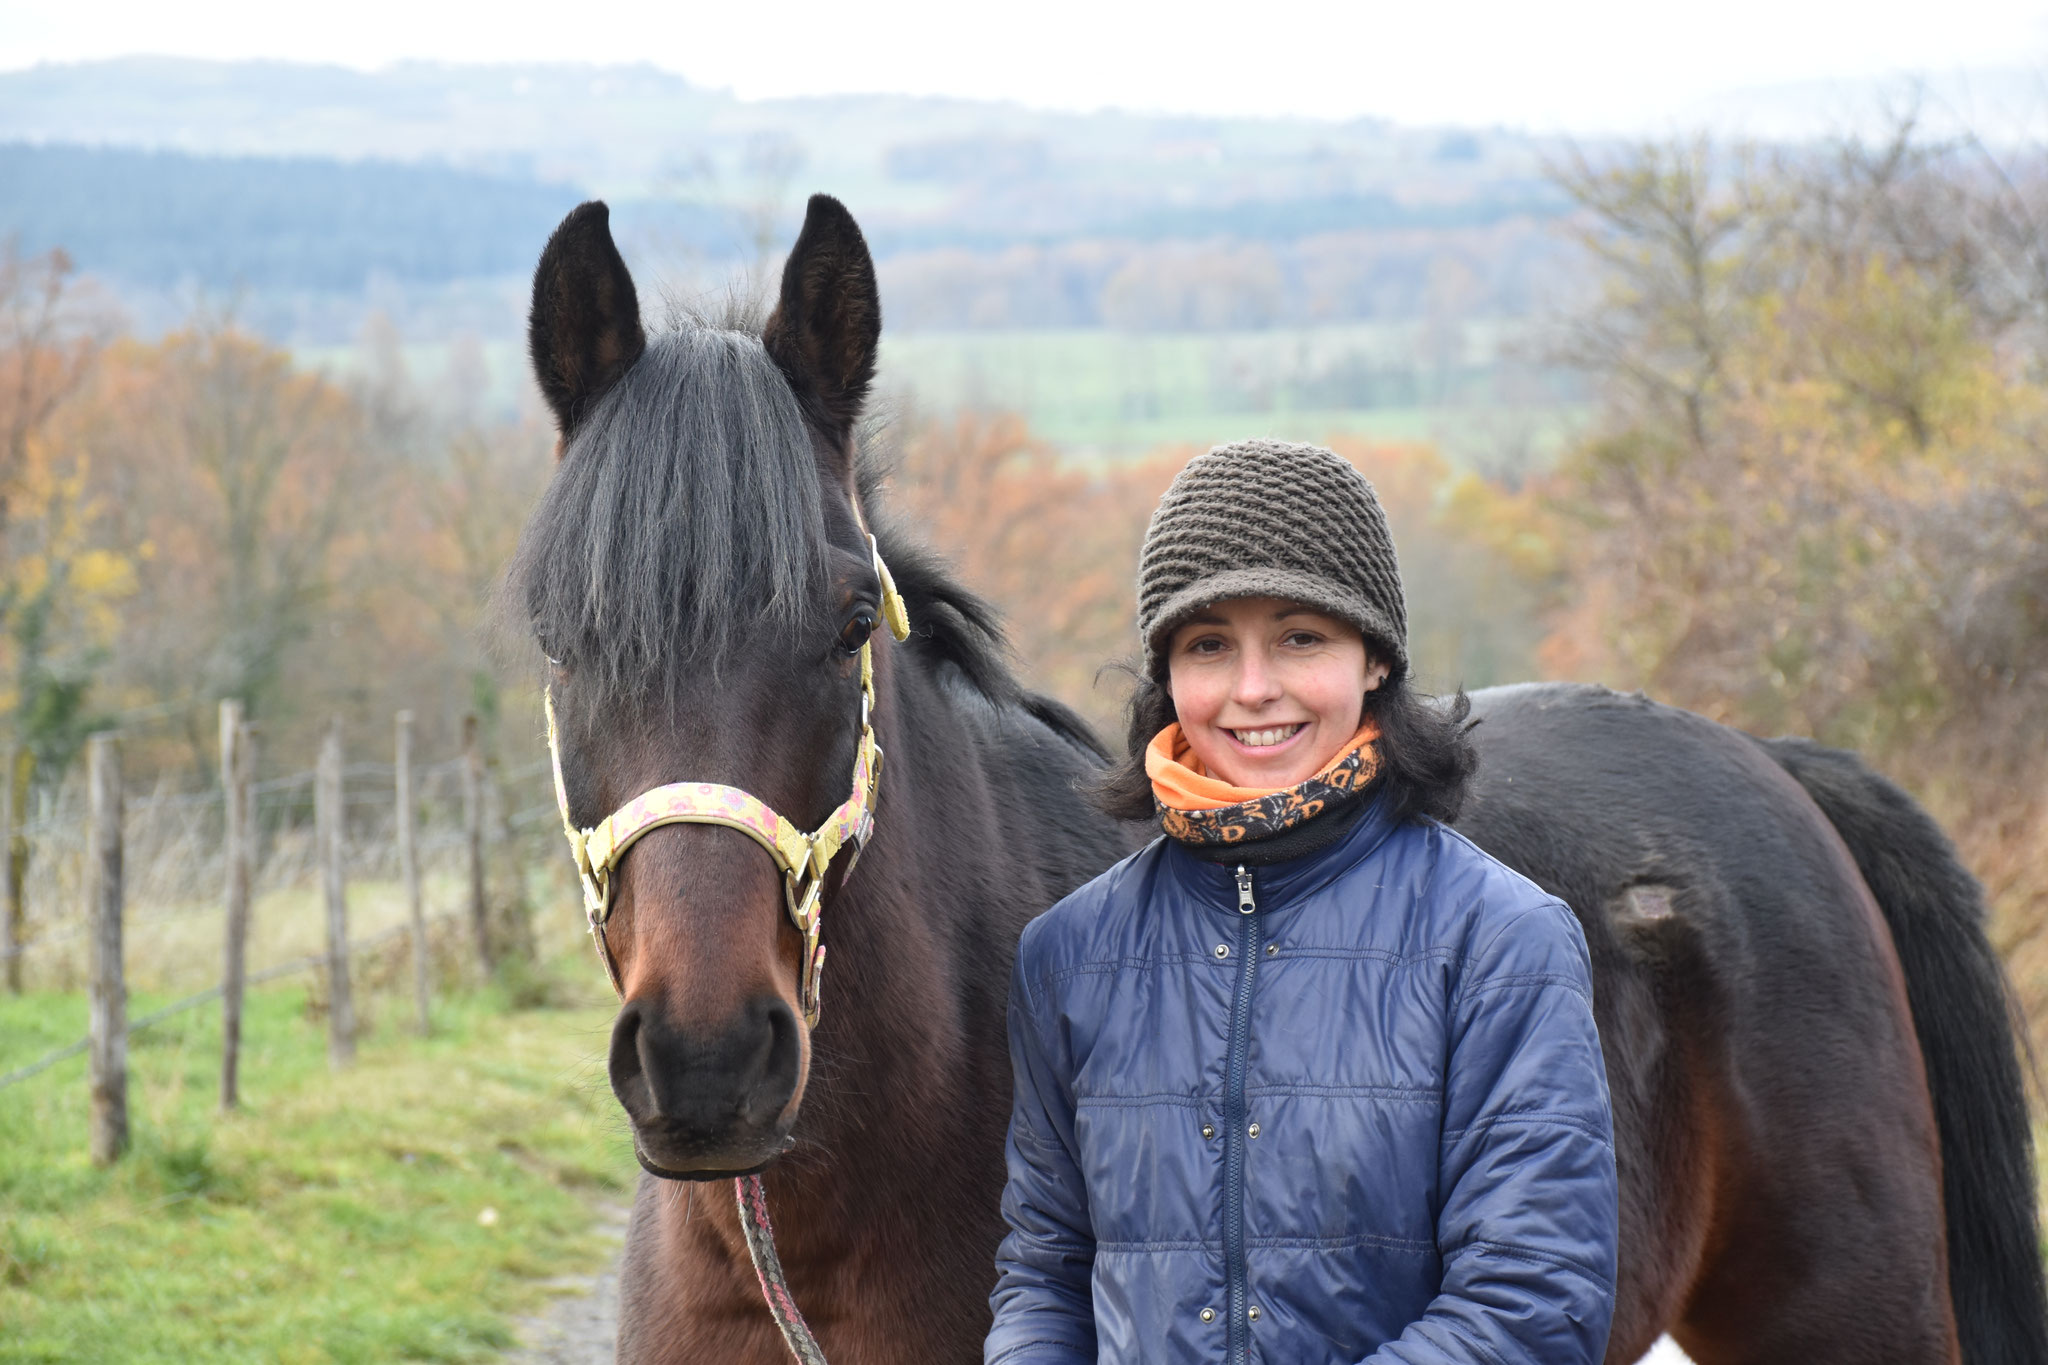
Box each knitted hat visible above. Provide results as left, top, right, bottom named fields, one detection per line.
left=1137, top=440, right=1407, bottom=682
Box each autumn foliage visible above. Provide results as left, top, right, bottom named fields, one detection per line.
left=884, top=414, right=1552, bottom=740
left=0, top=247, right=553, bottom=787
left=1542, top=131, right=2048, bottom=1048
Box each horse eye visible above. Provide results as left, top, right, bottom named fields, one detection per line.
left=836, top=609, right=878, bottom=656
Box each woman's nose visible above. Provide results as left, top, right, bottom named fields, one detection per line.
left=1233, top=650, right=1282, bottom=706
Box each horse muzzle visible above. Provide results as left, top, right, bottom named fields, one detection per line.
left=609, top=994, right=806, bottom=1179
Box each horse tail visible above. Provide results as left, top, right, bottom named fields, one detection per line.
left=1756, top=735, right=2047, bottom=1365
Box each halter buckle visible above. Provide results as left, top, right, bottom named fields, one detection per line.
left=785, top=865, right=826, bottom=1026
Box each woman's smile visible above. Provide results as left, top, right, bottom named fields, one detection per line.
left=1226, top=722, right=1307, bottom=752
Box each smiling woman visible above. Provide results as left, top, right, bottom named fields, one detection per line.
left=1093, top=440, right=1478, bottom=835
left=990, top=439, right=1619, bottom=1365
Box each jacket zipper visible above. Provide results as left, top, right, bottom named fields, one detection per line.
left=1223, top=864, right=1260, bottom=1364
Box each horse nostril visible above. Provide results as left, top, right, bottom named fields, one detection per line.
left=741, top=998, right=803, bottom=1128
left=608, top=1000, right=656, bottom=1120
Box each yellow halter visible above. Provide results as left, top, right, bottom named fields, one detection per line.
left=545, top=532, right=912, bottom=1022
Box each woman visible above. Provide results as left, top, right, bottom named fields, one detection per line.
left=986, top=440, right=1618, bottom=1365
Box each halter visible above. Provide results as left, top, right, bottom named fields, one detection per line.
left=544, top=531, right=912, bottom=1022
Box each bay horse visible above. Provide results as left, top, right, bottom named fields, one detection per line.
left=510, top=194, right=2046, bottom=1364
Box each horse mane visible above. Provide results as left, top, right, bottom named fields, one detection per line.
left=509, top=319, right=830, bottom=709
left=857, top=460, right=1009, bottom=696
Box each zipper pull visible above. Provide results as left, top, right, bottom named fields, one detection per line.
left=1235, top=865, right=1256, bottom=915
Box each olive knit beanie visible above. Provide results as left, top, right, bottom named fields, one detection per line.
left=1137, top=440, right=1407, bottom=682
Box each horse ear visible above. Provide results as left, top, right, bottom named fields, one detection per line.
left=762, top=194, right=880, bottom=455
left=528, top=201, right=646, bottom=446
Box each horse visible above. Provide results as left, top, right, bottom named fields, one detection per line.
left=514, top=196, right=1131, bottom=1362
left=509, top=194, right=2046, bottom=1365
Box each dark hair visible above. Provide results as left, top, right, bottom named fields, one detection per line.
left=1092, top=668, right=1480, bottom=827
left=507, top=323, right=830, bottom=711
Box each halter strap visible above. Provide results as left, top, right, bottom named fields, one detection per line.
left=545, top=529, right=910, bottom=1023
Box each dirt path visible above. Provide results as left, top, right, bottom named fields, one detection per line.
left=502, top=1202, right=629, bottom=1365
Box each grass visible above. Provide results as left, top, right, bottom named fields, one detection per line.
left=0, top=963, right=634, bottom=1363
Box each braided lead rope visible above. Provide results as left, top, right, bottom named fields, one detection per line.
left=737, top=1174, right=829, bottom=1365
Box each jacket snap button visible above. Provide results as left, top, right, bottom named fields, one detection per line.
left=1247, top=1122, right=1261, bottom=1138
left=1201, top=1123, right=1215, bottom=1139
left=1247, top=1305, right=1261, bottom=1322
left=1265, top=942, right=1277, bottom=956
left=1214, top=944, right=1229, bottom=958
left=1200, top=1308, right=1215, bottom=1323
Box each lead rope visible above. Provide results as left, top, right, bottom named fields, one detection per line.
left=738, top=1173, right=829, bottom=1365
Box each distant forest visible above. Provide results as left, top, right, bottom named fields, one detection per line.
left=0, top=62, right=1593, bottom=338
left=0, top=143, right=588, bottom=291
left=0, top=140, right=1575, bottom=335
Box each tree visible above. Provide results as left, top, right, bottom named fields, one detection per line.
left=0, top=242, right=125, bottom=793
left=1545, top=124, right=2048, bottom=1038
left=888, top=411, right=1177, bottom=735
left=75, top=322, right=374, bottom=768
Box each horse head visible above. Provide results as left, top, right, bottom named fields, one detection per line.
left=513, top=195, right=888, bottom=1180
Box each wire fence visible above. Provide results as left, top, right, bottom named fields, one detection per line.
left=0, top=750, right=557, bottom=994
left=0, top=911, right=464, bottom=1092
left=0, top=710, right=586, bottom=1168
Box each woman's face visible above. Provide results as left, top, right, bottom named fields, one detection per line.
left=1166, top=597, right=1390, bottom=789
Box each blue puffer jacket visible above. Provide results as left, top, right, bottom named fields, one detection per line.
left=985, top=792, right=1617, bottom=1365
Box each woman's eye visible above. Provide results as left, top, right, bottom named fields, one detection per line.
left=836, top=610, right=878, bottom=655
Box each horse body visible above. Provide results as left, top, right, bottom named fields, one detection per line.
left=1459, top=684, right=1990, bottom=1364
left=511, top=195, right=2044, bottom=1364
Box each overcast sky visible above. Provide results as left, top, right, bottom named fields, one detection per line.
left=5, top=0, right=2046, bottom=134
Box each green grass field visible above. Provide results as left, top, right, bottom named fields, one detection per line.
left=0, top=966, right=633, bottom=1363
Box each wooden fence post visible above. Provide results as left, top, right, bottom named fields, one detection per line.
left=240, top=723, right=259, bottom=902
left=219, top=700, right=252, bottom=1110
left=87, top=732, right=126, bottom=1164
left=396, top=710, right=429, bottom=1035
left=1, top=740, right=16, bottom=995
left=4, top=747, right=21, bottom=997
left=318, top=718, right=355, bottom=1068
left=462, top=714, right=492, bottom=976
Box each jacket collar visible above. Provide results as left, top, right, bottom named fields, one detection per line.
left=1158, top=784, right=1405, bottom=917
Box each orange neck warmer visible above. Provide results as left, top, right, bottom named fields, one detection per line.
left=1145, top=719, right=1383, bottom=846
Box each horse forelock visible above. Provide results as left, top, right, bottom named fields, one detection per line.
left=508, top=317, right=1027, bottom=721
left=510, top=322, right=833, bottom=710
